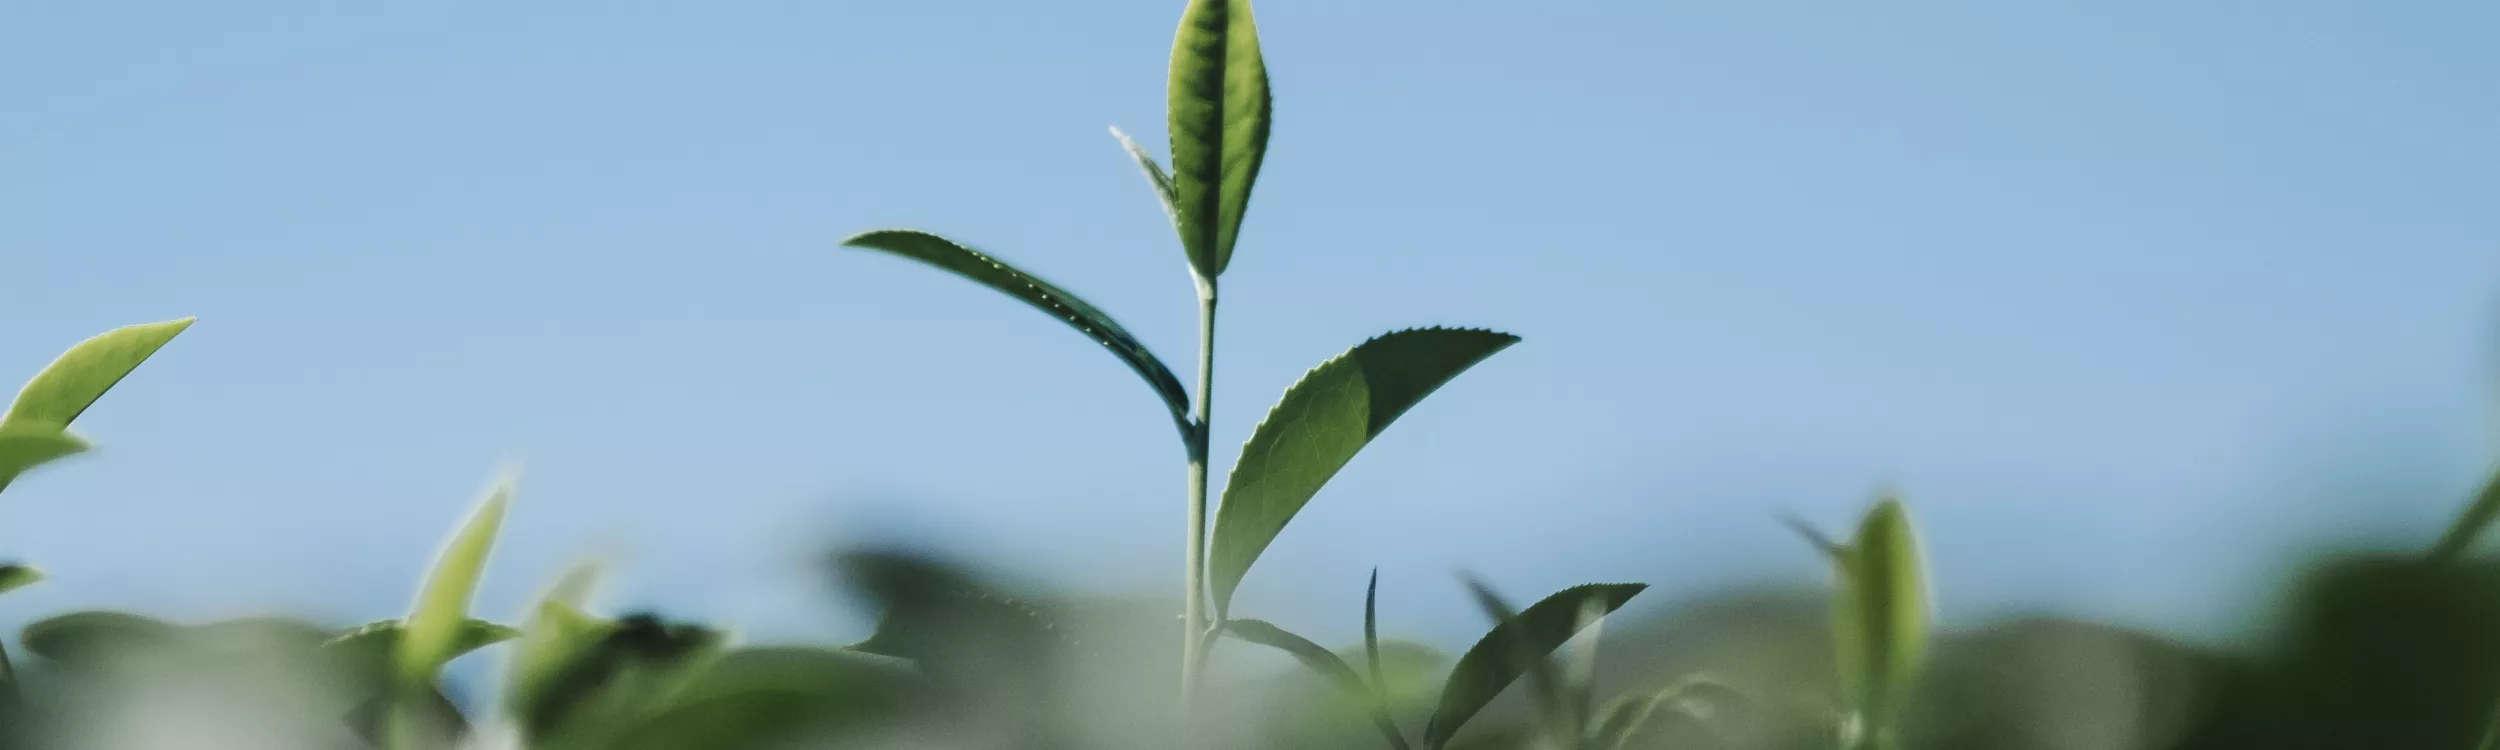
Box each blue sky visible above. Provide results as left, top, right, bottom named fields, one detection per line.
left=2, top=0, right=2496, bottom=655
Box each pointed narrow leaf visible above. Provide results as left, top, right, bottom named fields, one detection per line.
left=1459, top=577, right=1564, bottom=736
left=324, top=618, right=520, bottom=681
left=396, top=472, right=514, bottom=684
left=841, top=230, right=1192, bottom=439
left=1110, top=126, right=1183, bottom=231
left=1832, top=497, right=1929, bottom=727
left=2431, top=468, right=2500, bottom=563
left=1364, top=569, right=1386, bottom=703
left=1425, top=583, right=1645, bottom=750
left=1222, top=619, right=1411, bottom=750
left=1209, top=328, right=1518, bottom=614
left=1166, top=0, right=1272, bottom=277
left=3, top=318, right=192, bottom=432
left=0, top=429, right=91, bottom=493
left=0, top=565, right=42, bottom=596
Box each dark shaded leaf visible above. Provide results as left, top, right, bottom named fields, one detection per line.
left=602, top=647, right=923, bottom=750
left=2431, top=468, right=2500, bottom=563
left=1209, top=328, right=1518, bottom=615
left=840, top=230, right=1192, bottom=440
left=1426, top=583, right=1646, bottom=749
left=0, top=566, right=41, bottom=597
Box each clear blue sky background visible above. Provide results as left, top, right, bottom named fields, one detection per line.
left=2, top=1, right=2496, bottom=654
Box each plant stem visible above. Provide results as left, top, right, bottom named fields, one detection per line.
left=1182, top=278, right=1218, bottom=702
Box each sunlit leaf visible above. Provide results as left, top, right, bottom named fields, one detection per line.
left=1166, top=0, right=1272, bottom=278
left=840, top=230, right=1192, bottom=440
left=1425, top=583, right=1645, bottom=749
left=1110, top=126, right=1183, bottom=232
left=1832, top=497, right=1930, bottom=737
left=395, top=470, right=514, bottom=685
left=1209, top=328, right=1518, bottom=615
left=1222, top=618, right=1410, bottom=750
left=323, top=618, right=519, bottom=681
left=2, top=318, right=192, bottom=433
left=0, top=428, right=90, bottom=493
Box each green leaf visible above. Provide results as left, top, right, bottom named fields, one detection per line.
left=395, top=470, right=514, bottom=685
left=2431, top=468, right=2500, bottom=563
left=0, top=429, right=90, bottom=493
left=1209, top=328, right=1518, bottom=614
left=509, top=609, right=728, bottom=748
left=840, top=230, right=1192, bottom=440
left=1110, top=126, right=1183, bottom=232
left=21, top=610, right=181, bottom=665
left=1832, top=497, right=1930, bottom=732
left=600, top=647, right=921, bottom=750
left=1364, top=568, right=1386, bottom=705
left=1165, top=0, right=1272, bottom=278
left=1222, top=618, right=1411, bottom=750
left=2, top=318, right=192, bottom=433
left=1425, top=583, right=1646, bottom=750
left=0, top=565, right=41, bottom=596
left=1458, top=577, right=1565, bottom=738
left=323, top=618, right=520, bottom=681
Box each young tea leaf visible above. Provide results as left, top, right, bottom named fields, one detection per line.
left=1110, top=126, right=1183, bottom=231
left=1426, top=583, right=1646, bottom=750
left=1222, top=619, right=1411, bottom=750
left=1832, top=497, right=1930, bottom=737
left=0, top=429, right=91, bottom=494
left=1208, top=328, right=1518, bottom=615
left=2, top=318, right=192, bottom=433
left=325, top=618, right=520, bottom=679
left=841, top=230, right=1192, bottom=440
left=1166, top=0, right=1272, bottom=278
left=395, top=471, right=514, bottom=685
left=0, top=565, right=41, bottom=596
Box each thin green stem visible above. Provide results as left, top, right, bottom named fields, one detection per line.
left=1182, top=279, right=1218, bottom=702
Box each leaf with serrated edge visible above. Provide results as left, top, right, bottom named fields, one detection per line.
left=1425, top=583, right=1645, bottom=750
left=396, top=470, right=514, bottom=685
left=1208, top=328, right=1517, bottom=615
left=1833, top=497, right=1929, bottom=731
left=1222, top=619, right=1410, bottom=750
left=841, top=230, right=1192, bottom=441
left=1166, top=0, right=1271, bottom=278
left=0, top=429, right=91, bottom=494
left=1110, top=126, right=1183, bottom=232
left=3, top=318, right=192, bottom=433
